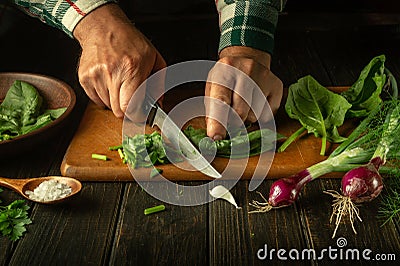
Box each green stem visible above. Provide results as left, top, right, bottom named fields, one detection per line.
left=385, top=68, right=398, bottom=99
left=320, top=135, right=327, bottom=156
left=308, top=147, right=367, bottom=179
left=91, top=153, right=108, bottom=161
left=277, top=126, right=306, bottom=152
left=144, top=204, right=166, bottom=215
left=330, top=105, right=381, bottom=158
left=379, top=166, right=400, bottom=175
left=109, top=145, right=123, bottom=151
left=372, top=102, right=400, bottom=161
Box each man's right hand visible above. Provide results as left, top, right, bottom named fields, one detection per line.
left=73, top=4, right=166, bottom=118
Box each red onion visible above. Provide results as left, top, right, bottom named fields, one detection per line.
left=341, top=157, right=384, bottom=203
left=268, top=170, right=312, bottom=207
left=249, top=147, right=371, bottom=213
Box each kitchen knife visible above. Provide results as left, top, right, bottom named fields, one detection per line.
left=143, top=94, right=222, bottom=178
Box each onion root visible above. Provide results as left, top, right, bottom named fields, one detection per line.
left=324, top=190, right=362, bottom=238
left=248, top=192, right=273, bottom=213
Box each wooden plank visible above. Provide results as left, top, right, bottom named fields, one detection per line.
left=299, top=179, right=400, bottom=262
left=109, top=181, right=208, bottom=265
left=8, top=182, right=123, bottom=265
left=248, top=181, right=311, bottom=266
left=272, top=30, right=332, bottom=87
left=208, top=181, right=254, bottom=266
left=308, top=28, right=400, bottom=86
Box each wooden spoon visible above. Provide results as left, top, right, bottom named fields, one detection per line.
left=0, top=176, right=82, bottom=204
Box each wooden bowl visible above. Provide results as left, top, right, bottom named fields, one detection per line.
left=0, top=72, right=76, bottom=157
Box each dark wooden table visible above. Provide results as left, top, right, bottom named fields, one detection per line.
left=0, top=5, right=400, bottom=265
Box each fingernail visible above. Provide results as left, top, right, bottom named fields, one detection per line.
left=213, top=135, right=223, bottom=141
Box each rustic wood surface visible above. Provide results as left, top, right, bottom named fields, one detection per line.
left=0, top=3, right=400, bottom=265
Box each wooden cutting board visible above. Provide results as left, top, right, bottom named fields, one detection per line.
left=61, top=87, right=355, bottom=181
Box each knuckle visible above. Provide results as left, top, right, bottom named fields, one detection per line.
left=218, top=56, right=234, bottom=65
left=120, top=55, right=142, bottom=76
left=247, top=113, right=258, bottom=123
left=213, top=94, right=231, bottom=105
left=79, top=64, right=108, bottom=81
left=234, top=106, right=249, bottom=121
left=120, top=101, right=129, bottom=113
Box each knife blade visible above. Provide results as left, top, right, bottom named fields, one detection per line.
left=143, top=95, right=222, bottom=178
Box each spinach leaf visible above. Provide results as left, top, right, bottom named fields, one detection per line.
left=122, top=126, right=282, bottom=168
left=342, top=54, right=386, bottom=118
left=0, top=80, right=67, bottom=141
left=122, top=131, right=182, bottom=168
left=183, top=126, right=283, bottom=158
left=284, top=75, right=352, bottom=155
left=1, top=80, right=43, bottom=126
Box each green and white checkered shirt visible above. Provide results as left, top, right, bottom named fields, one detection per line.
left=9, top=0, right=286, bottom=55
left=9, top=0, right=117, bottom=37
left=217, top=0, right=286, bottom=54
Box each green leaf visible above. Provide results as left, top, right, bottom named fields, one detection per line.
left=150, top=168, right=163, bottom=178
left=1, top=80, right=43, bottom=126
left=183, top=126, right=281, bottom=158
left=342, top=55, right=386, bottom=118
left=0, top=80, right=66, bottom=141
left=122, top=131, right=182, bottom=168
left=0, top=197, right=31, bottom=241
left=284, top=75, right=352, bottom=155
left=43, top=107, right=67, bottom=119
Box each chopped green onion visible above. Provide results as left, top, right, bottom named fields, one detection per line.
left=150, top=168, right=163, bottom=178
left=144, top=204, right=166, bottom=215
left=91, top=153, right=108, bottom=161
left=109, top=145, right=123, bottom=151
left=117, top=149, right=125, bottom=160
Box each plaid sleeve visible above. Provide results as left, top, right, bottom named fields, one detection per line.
left=10, top=0, right=117, bottom=38
left=216, top=0, right=287, bottom=55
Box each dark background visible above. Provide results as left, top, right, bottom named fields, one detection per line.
left=1, top=0, right=400, bottom=77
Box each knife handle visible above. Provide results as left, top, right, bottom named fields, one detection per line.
left=143, top=94, right=158, bottom=126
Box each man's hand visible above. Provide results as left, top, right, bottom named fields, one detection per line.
left=73, top=4, right=166, bottom=118
left=205, top=46, right=283, bottom=140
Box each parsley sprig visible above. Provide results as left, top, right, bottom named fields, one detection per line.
left=0, top=188, right=32, bottom=241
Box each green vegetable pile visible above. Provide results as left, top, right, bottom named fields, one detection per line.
left=121, top=127, right=282, bottom=169
left=122, top=131, right=182, bottom=168
left=183, top=126, right=284, bottom=158
left=272, top=54, right=400, bottom=227
left=278, top=55, right=389, bottom=155
left=0, top=188, right=32, bottom=241
left=0, top=80, right=67, bottom=141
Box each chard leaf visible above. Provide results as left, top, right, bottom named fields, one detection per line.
left=285, top=75, right=352, bottom=155
left=342, top=55, right=386, bottom=118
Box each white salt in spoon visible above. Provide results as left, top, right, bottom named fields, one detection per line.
left=0, top=176, right=82, bottom=204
